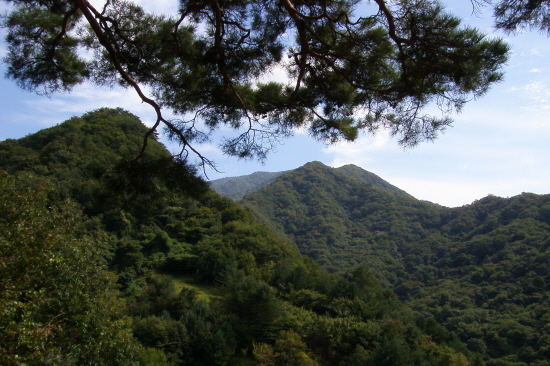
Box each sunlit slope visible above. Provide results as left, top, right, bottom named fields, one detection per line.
left=241, top=160, right=550, bottom=365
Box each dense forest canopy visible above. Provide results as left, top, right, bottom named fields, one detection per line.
left=239, top=161, right=550, bottom=366
left=2, top=0, right=510, bottom=169
left=0, top=172, right=143, bottom=365
left=0, top=109, right=480, bottom=365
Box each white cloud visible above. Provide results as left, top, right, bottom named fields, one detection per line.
left=19, top=82, right=163, bottom=127
left=502, top=80, right=550, bottom=115
left=134, top=0, right=178, bottom=14
left=518, top=81, right=550, bottom=111
left=526, top=49, right=543, bottom=57
left=256, top=51, right=293, bottom=85
left=523, top=81, right=545, bottom=93
left=385, top=174, right=550, bottom=207
left=529, top=68, right=542, bottom=73
left=324, top=131, right=392, bottom=167
left=386, top=177, right=502, bottom=207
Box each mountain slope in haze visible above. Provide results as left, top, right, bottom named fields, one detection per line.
left=210, top=170, right=286, bottom=199
left=0, top=109, right=475, bottom=366
left=240, top=161, right=550, bottom=365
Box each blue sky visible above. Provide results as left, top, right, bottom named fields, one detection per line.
left=1, top=1, right=549, bottom=207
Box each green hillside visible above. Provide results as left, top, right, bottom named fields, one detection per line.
left=241, top=161, right=445, bottom=275
left=240, top=161, right=550, bottom=366
left=0, top=109, right=475, bottom=366
left=335, top=164, right=413, bottom=198
left=210, top=162, right=411, bottom=201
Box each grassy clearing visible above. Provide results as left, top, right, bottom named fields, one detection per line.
left=167, top=274, right=222, bottom=302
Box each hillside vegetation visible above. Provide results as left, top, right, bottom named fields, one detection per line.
left=209, top=163, right=411, bottom=200
left=0, top=109, right=475, bottom=366
left=240, top=161, right=550, bottom=366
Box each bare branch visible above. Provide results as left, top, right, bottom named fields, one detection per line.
left=280, top=0, right=310, bottom=96
left=372, top=0, right=414, bottom=45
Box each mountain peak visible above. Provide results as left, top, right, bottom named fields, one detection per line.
left=210, top=161, right=414, bottom=200
left=334, top=164, right=412, bottom=198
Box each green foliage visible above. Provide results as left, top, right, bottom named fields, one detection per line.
left=494, top=0, right=550, bottom=33
left=253, top=330, right=318, bottom=366
left=0, top=111, right=476, bottom=365
left=127, top=274, right=197, bottom=319
left=224, top=273, right=284, bottom=349
left=133, top=316, right=188, bottom=365
left=2, top=0, right=509, bottom=165
left=139, top=348, right=174, bottom=366
left=127, top=272, right=236, bottom=365
left=241, top=161, right=550, bottom=365
left=0, top=172, right=141, bottom=365
left=182, top=300, right=237, bottom=365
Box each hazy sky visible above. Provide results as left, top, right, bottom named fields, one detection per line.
left=1, top=1, right=549, bottom=207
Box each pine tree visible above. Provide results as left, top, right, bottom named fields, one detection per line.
left=2, top=0, right=509, bottom=168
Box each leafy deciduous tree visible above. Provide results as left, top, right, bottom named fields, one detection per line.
left=0, top=172, right=141, bottom=365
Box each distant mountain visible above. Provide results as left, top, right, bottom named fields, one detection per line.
left=240, top=160, right=550, bottom=365
left=241, top=161, right=443, bottom=275
left=210, top=170, right=286, bottom=199
left=210, top=161, right=412, bottom=200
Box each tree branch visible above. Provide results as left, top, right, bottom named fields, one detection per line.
left=72, top=0, right=212, bottom=169
left=372, top=0, right=414, bottom=45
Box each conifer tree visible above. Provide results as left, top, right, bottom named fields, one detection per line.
left=2, top=0, right=509, bottom=168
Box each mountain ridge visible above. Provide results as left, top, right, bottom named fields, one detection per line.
left=210, top=160, right=414, bottom=201
left=239, top=160, right=550, bottom=365
left=240, top=161, right=443, bottom=274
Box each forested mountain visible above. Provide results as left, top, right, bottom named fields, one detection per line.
left=0, top=109, right=475, bottom=366
left=240, top=161, right=550, bottom=366
left=240, top=161, right=444, bottom=274
left=210, top=163, right=411, bottom=200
